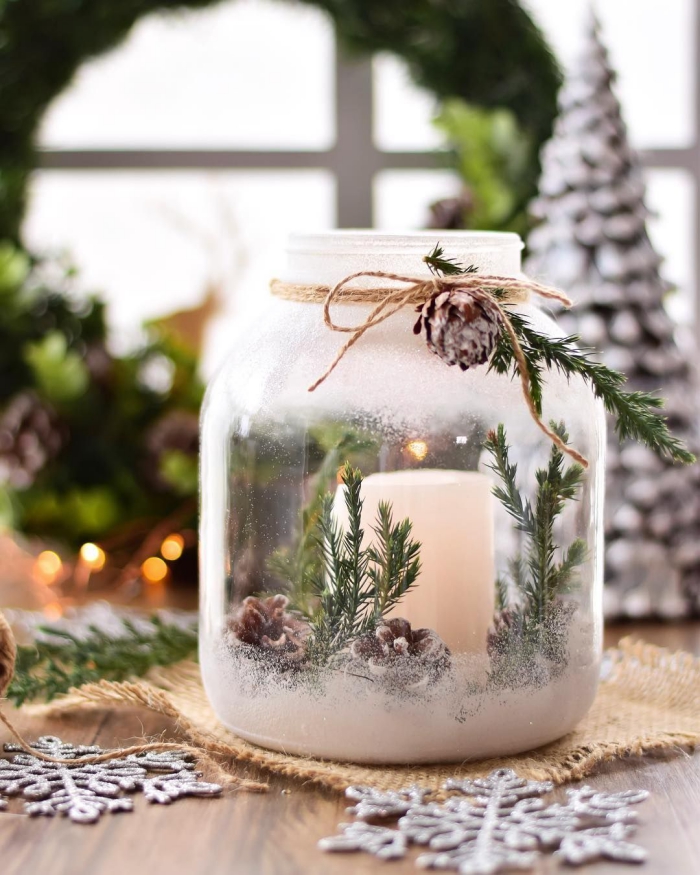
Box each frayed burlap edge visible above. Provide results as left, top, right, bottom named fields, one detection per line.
left=22, top=638, right=700, bottom=795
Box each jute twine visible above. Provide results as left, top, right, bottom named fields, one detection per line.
left=20, top=637, right=700, bottom=796
left=270, top=271, right=589, bottom=467
left=0, top=608, right=266, bottom=791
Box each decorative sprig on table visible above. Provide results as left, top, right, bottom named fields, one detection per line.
left=7, top=617, right=197, bottom=706
left=301, top=464, right=421, bottom=662
left=484, top=423, right=586, bottom=626
left=426, top=244, right=695, bottom=465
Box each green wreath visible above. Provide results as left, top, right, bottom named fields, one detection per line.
left=0, top=0, right=560, bottom=553
left=0, top=0, right=561, bottom=243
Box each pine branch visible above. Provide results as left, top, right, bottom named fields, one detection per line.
left=423, top=243, right=478, bottom=277
left=7, top=617, right=197, bottom=706
left=421, top=244, right=694, bottom=465
left=306, top=464, right=422, bottom=660
left=495, top=575, right=510, bottom=613
left=483, top=424, right=535, bottom=537
left=485, top=424, right=586, bottom=625
left=267, top=428, right=375, bottom=615
left=367, top=501, right=422, bottom=617
left=490, top=310, right=695, bottom=465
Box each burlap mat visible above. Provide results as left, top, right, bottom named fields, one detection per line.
left=25, top=638, right=700, bottom=795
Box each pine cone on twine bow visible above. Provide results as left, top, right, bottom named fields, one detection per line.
left=349, top=618, right=450, bottom=690
left=413, top=287, right=503, bottom=371
left=226, top=595, right=311, bottom=669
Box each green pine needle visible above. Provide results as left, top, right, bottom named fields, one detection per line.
left=423, top=243, right=478, bottom=277
left=303, top=463, right=421, bottom=661
left=423, top=244, right=694, bottom=466
left=489, top=310, right=695, bottom=465
left=7, top=616, right=197, bottom=706
left=484, top=423, right=587, bottom=625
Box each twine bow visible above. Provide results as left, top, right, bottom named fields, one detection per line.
left=271, top=271, right=587, bottom=467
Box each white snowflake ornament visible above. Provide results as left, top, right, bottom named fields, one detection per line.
left=320, top=768, right=650, bottom=874
left=0, top=735, right=222, bottom=824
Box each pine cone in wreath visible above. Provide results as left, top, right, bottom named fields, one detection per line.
left=350, top=618, right=450, bottom=689
left=414, top=288, right=502, bottom=370
left=0, top=392, right=64, bottom=489
left=144, top=410, right=199, bottom=491
left=226, top=594, right=311, bottom=669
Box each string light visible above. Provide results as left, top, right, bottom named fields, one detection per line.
left=141, top=556, right=168, bottom=583
left=43, top=601, right=63, bottom=621
left=407, top=439, right=429, bottom=461
left=79, top=542, right=106, bottom=571
left=160, top=533, right=185, bottom=561
left=33, top=550, right=63, bottom=583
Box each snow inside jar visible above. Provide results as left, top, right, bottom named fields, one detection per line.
left=199, top=230, right=689, bottom=764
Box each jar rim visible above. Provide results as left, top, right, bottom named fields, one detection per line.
left=287, top=229, right=524, bottom=256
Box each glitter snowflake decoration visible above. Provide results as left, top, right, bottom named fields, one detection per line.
left=0, top=736, right=222, bottom=824
left=320, top=768, right=649, bottom=873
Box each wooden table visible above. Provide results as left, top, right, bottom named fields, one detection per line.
left=2, top=623, right=700, bottom=875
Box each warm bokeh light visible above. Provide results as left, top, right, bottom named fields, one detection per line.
left=141, top=556, right=168, bottom=583
left=407, top=439, right=429, bottom=461
left=160, top=533, right=185, bottom=561
left=43, top=601, right=64, bottom=621
left=79, top=542, right=106, bottom=571
left=34, top=550, right=63, bottom=583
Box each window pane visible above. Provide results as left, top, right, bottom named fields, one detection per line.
left=644, top=168, right=696, bottom=325
left=374, top=170, right=460, bottom=229
left=526, top=0, right=695, bottom=149
left=23, top=170, right=336, bottom=373
left=39, top=1, right=335, bottom=150
left=373, top=55, right=443, bottom=151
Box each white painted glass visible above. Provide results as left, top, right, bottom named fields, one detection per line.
left=199, top=230, right=605, bottom=763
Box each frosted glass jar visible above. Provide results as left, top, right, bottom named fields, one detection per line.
left=200, top=231, right=605, bottom=764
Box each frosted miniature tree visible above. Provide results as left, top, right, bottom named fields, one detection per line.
left=526, top=14, right=700, bottom=617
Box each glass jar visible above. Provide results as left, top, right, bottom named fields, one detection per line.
left=200, top=231, right=605, bottom=764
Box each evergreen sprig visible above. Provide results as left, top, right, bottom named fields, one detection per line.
left=306, top=463, right=421, bottom=660
left=7, top=616, right=197, bottom=706
left=425, top=246, right=694, bottom=466
left=267, top=427, right=376, bottom=615
left=423, top=243, right=479, bottom=277
left=484, top=423, right=586, bottom=625
left=490, top=310, right=695, bottom=465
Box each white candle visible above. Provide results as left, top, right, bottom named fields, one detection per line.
left=333, top=469, right=495, bottom=653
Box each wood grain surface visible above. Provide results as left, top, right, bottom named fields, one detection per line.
left=1, top=622, right=699, bottom=875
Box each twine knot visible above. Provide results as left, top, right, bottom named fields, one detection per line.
left=271, top=270, right=587, bottom=467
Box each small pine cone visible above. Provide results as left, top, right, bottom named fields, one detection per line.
left=0, top=392, right=64, bottom=489
left=486, top=609, right=518, bottom=655
left=414, top=288, right=502, bottom=371
left=144, top=410, right=199, bottom=491
left=427, top=189, right=474, bottom=230
left=350, top=618, right=450, bottom=688
left=227, top=594, right=311, bottom=668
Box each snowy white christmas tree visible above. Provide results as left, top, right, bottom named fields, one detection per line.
left=526, top=14, right=700, bottom=618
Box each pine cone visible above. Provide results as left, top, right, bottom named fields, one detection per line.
left=0, top=392, right=64, bottom=489
left=486, top=609, right=519, bottom=656
left=350, top=618, right=450, bottom=689
left=227, top=594, right=311, bottom=669
left=414, top=288, right=502, bottom=371
left=144, top=410, right=199, bottom=491
left=427, top=189, right=474, bottom=230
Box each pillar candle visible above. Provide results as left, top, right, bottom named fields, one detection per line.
left=333, top=469, right=495, bottom=653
